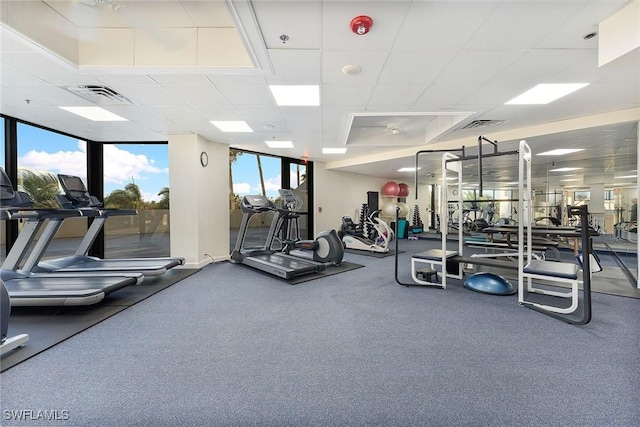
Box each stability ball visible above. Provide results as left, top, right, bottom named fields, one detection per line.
left=381, top=181, right=400, bottom=196
left=398, top=183, right=410, bottom=197
left=464, top=272, right=515, bottom=296
left=381, top=201, right=397, bottom=218
left=396, top=202, right=410, bottom=217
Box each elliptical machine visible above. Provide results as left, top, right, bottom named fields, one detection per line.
left=1, top=278, right=29, bottom=356
left=340, top=209, right=393, bottom=253
left=276, top=189, right=344, bottom=266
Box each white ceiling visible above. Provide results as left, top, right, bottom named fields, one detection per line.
left=0, top=0, right=638, bottom=189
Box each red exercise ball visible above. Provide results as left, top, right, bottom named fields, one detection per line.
left=398, top=183, right=410, bottom=197
left=381, top=181, right=400, bottom=196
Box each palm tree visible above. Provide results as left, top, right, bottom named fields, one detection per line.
left=104, top=189, right=135, bottom=209
left=256, top=154, right=266, bottom=196
left=157, top=187, right=169, bottom=209
left=125, top=182, right=143, bottom=210
left=229, top=149, right=243, bottom=209
left=17, top=169, right=60, bottom=208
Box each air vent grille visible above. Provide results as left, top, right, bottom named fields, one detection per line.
left=458, top=120, right=506, bottom=130
left=63, top=85, right=133, bottom=105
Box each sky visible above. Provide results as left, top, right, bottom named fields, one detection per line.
left=1, top=122, right=287, bottom=202
left=232, top=152, right=303, bottom=199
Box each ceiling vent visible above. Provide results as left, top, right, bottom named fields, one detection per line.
left=63, top=85, right=133, bottom=105
left=458, top=119, right=506, bottom=130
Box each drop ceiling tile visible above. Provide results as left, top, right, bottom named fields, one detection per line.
left=368, top=85, right=429, bottom=109
left=113, top=1, right=195, bottom=28
left=377, top=51, right=457, bottom=86
left=435, top=50, right=526, bottom=85
left=0, top=63, right=47, bottom=85
left=412, top=82, right=484, bottom=109
left=134, top=28, right=197, bottom=67
left=322, top=50, right=388, bottom=85
left=110, top=84, right=184, bottom=106
left=559, top=49, right=640, bottom=84
left=322, top=84, right=374, bottom=108
left=465, top=1, right=586, bottom=50
left=321, top=106, right=352, bottom=122
left=149, top=74, right=211, bottom=85
left=461, top=82, right=540, bottom=107
left=94, top=74, right=158, bottom=86
left=280, top=107, right=321, bottom=124
left=1, top=52, right=97, bottom=85
left=0, top=27, right=36, bottom=53
left=252, top=1, right=322, bottom=49
left=215, top=84, right=275, bottom=106
left=394, top=1, right=497, bottom=51
left=233, top=106, right=282, bottom=123
left=182, top=1, right=235, bottom=27
left=198, top=28, right=254, bottom=68
left=161, top=84, right=229, bottom=106
left=265, top=50, right=321, bottom=84
left=191, top=105, right=243, bottom=121
left=0, top=86, right=49, bottom=107
left=490, top=49, right=595, bottom=85
left=79, top=28, right=135, bottom=67
left=103, top=105, right=175, bottom=130
left=25, top=84, right=95, bottom=106
left=205, top=74, right=266, bottom=85
left=536, top=1, right=630, bottom=49
left=285, top=119, right=321, bottom=132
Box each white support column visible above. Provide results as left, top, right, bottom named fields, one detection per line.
left=168, top=134, right=230, bottom=268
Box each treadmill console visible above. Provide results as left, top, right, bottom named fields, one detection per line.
left=0, top=167, right=34, bottom=208
left=241, top=195, right=273, bottom=212
left=0, top=167, right=14, bottom=200
left=58, top=174, right=101, bottom=208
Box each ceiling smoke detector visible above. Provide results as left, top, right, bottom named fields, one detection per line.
left=350, top=16, right=373, bottom=35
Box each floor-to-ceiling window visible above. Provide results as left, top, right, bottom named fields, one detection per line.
left=102, top=143, right=171, bottom=258
left=229, top=149, right=283, bottom=251
left=1, top=115, right=172, bottom=262
left=228, top=150, right=315, bottom=252
left=284, top=159, right=312, bottom=240
left=16, top=122, right=88, bottom=261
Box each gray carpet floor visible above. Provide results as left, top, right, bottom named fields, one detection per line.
left=1, top=268, right=199, bottom=372
left=1, top=243, right=639, bottom=426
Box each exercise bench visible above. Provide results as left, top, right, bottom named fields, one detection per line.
left=520, top=260, right=580, bottom=315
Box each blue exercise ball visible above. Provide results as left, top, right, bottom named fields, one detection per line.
left=464, top=272, right=515, bottom=296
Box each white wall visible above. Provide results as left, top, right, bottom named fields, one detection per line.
left=168, top=134, right=229, bottom=268
left=313, top=163, right=389, bottom=233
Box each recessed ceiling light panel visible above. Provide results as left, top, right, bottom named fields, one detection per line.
left=59, top=106, right=127, bottom=121
left=266, top=140, right=294, bottom=148
left=323, top=148, right=347, bottom=154
left=211, top=121, right=253, bottom=132
left=537, top=149, right=585, bottom=156
left=549, top=167, right=583, bottom=172
left=269, top=85, right=320, bottom=106
left=505, top=83, right=589, bottom=105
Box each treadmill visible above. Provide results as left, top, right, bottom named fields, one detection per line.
left=230, top=195, right=323, bottom=280
left=0, top=168, right=142, bottom=306
left=25, top=174, right=184, bottom=277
